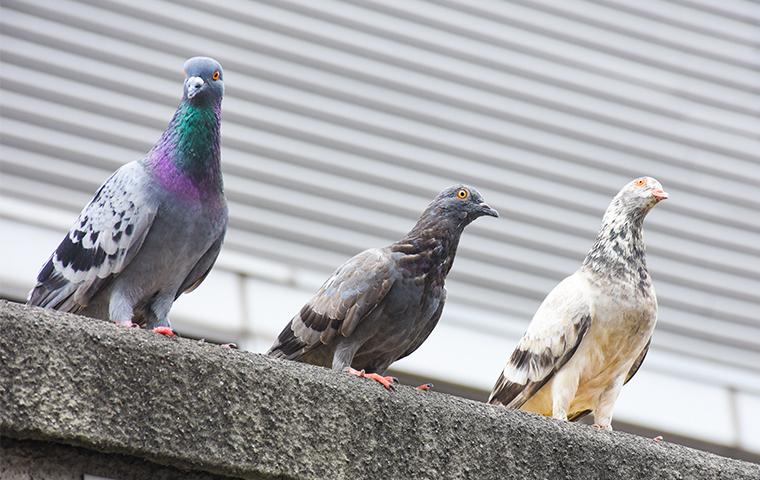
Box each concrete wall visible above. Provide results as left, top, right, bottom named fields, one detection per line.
left=1, top=301, right=757, bottom=480
left=1, top=437, right=234, bottom=480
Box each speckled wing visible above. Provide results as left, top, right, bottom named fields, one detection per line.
left=488, top=272, right=591, bottom=408
left=268, top=248, right=396, bottom=360
left=27, top=162, right=157, bottom=312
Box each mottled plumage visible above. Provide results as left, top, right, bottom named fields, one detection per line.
left=28, top=57, right=228, bottom=329
left=268, top=185, right=498, bottom=382
left=489, top=177, right=667, bottom=430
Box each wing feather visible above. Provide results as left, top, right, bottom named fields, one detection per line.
left=396, top=290, right=446, bottom=361
left=624, top=338, right=650, bottom=385
left=489, top=272, right=591, bottom=408
left=175, top=229, right=226, bottom=299
left=268, top=248, right=395, bottom=360
left=27, top=162, right=157, bottom=312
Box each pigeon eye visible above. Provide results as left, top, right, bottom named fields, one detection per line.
left=212, top=70, right=220, bottom=81
left=456, top=189, right=469, bottom=199
left=634, top=178, right=646, bottom=188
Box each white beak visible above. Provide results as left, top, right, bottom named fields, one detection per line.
left=186, top=76, right=205, bottom=99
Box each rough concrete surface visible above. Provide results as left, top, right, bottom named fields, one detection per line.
left=0, top=301, right=758, bottom=479
left=1, top=437, right=237, bottom=480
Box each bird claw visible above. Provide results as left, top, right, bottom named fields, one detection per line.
left=151, top=327, right=176, bottom=337
left=115, top=321, right=140, bottom=329
left=592, top=423, right=612, bottom=431
left=416, top=383, right=434, bottom=391
left=653, top=435, right=663, bottom=443
left=346, top=368, right=396, bottom=390
left=220, top=343, right=238, bottom=349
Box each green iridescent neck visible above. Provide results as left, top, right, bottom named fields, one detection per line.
left=148, top=100, right=223, bottom=198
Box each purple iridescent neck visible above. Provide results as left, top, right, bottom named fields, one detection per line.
left=146, top=100, right=223, bottom=202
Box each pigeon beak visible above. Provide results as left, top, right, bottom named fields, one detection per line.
left=478, top=203, right=499, bottom=218
left=651, top=188, right=669, bottom=201
left=186, top=76, right=205, bottom=99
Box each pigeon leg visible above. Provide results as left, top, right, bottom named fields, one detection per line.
left=115, top=321, right=140, bottom=329
left=593, top=376, right=623, bottom=430
left=592, top=423, right=613, bottom=431
left=550, top=369, right=579, bottom=421
left=152, top=327, right=176, bottom=336
left=416, top=383, right=434, bottom=391
left=346, top=367, right=396, bottom=390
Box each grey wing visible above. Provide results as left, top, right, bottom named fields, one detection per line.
left=395, top=290, right=446, bottom=361
left=488, top=273, right=591, bottom=408
left=175, top=228, right=226, bottom=300
left=27, top=162, right=157, bottom=312
left=267, top=248, right=396, bottom=360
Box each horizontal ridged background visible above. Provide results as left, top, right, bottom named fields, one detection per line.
left=1, top=0, right=759, bottom=456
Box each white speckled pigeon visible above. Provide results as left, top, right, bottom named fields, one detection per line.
left=489, top=177, right=668, bottom=430
left=27, top=57, right=228, bottom=335
left=268, top=185, right=499, bottom=389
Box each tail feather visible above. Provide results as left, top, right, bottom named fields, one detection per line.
left=267, top=320, right=307, bottom=360
left=27, top=257, right=80, bottom=312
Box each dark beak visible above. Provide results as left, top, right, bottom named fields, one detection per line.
left=478, top=203, right=499, bottom=218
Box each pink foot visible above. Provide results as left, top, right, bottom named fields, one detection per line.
left=220, top=343, right=238, bottom=349
left=416, top=383, right=434, bottom=391
left=592, top=423, right=612, bottom=431
left=116, top=322, right=140, bottom=329
left=152, top=327, right=175, bottom=336
left=653, top=435, right=663, bottom=443
left=346, top=368, right=396, bottom=390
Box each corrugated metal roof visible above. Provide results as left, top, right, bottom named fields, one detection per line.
left=1, top=0, right=759, bottom=446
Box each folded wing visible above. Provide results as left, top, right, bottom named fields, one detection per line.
left=27, top=162, right=157, bottom=313
left=268, top=248, right=396, bottom=360
left=489, top=273, right=591, bottom=408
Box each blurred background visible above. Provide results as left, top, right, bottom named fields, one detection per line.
left=1, top=0, right=759, bottom=462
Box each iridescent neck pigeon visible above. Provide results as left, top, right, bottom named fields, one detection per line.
left=268, top=185, right=499, bottom=389
left=28, top=57, right=228, bottom=335
left=489, top=177, right=668, bottom=430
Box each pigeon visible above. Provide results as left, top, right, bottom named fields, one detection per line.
left=27, top=57, right=228, bottom=335
left=488, top=177, right=668, bottom=430
left=268, top=185, right=499, bottom=389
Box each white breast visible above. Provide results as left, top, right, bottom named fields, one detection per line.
left=566, top=285, right=657, bottom=411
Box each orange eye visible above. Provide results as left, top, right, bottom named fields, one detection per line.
left=634, top=178, right=646, bottom=188
left=456, top=188, right=469, bottom=199
left=212, top=70, right=220, bottom=81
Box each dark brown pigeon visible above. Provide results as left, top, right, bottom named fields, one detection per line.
left=268, top=185, right=498, bottom=389
left=489, top=177, right=668, bottom=430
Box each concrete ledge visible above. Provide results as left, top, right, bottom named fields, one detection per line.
left=1, top=437, right=232, bottom=480
left=0, top=301, right=757, bottom=479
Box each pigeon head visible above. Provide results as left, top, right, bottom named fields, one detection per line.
left=182, top=57, right=224, bottom=105
left=397, top=185, right=497, bottom=275
left=430, top=185, right=500, bottom=224
left=145, top=57, right=225, bottom=199
left=403, top=185, right=498, bottom=242
left=583, top=176, right=667, bottom=275
left=611, top=176, right=668, bottom=218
